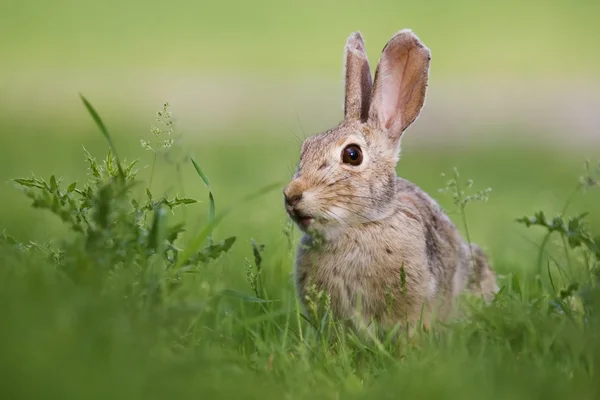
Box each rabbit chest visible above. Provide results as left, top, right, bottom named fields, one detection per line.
left=294, top=215, right=434, bottom=325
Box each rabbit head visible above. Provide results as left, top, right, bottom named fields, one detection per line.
left=284, top=30, right=431, bottom=236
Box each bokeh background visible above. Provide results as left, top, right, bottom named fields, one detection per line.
left=1, top=0, right=599, bottom=281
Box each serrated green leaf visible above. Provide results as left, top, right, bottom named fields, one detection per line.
left=175, top=197, right=197, bottom=205
left=163, top=196, right=198, bottom=210
left=13, top=178, right=44, bottom=189
left=200, top=236, right=236, bottom=261
left=50, top=175, right=58, bottom=192
left=83, top=147, right=102, bottom=179
left=67, top=182, right=77, bottom=192
left=0, top=232, right=17, bottom=245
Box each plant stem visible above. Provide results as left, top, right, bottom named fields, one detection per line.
left=536, top=183, right=581, bottom=289
left=560, top=183, right=582, bottom=216
left=148, top=152, right=157, bottom=193
left=561, top=234, right=572, bottom=276
left=460, top=204, right=480, bottom=286
left=537, top=232, right=553, bottom=276
left=451, top=170, right=480, bottom=291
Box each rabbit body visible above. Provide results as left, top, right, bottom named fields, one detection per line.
left=295, top=173, right=496, bottom=332
left=284, top=30, right=498, bottom=333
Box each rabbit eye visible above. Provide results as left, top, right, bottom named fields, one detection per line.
left=342, top=144, right=363, bottom=166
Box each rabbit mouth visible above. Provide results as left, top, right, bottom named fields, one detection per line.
left=296, top=216, right=314, bottom=229
left=289, top=210, right=314, bottom=229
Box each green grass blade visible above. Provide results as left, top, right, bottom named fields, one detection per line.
left=79, top=93, right=125, bottom=180
left=190, top=157, right=215, bottom=222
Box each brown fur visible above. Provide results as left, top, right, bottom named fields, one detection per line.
left=283, top=30, right=498, bottom=336
left=344, top=32, right=373, bottom=121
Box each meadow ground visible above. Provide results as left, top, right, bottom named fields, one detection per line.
left=0, top=101, right=599, bottom=399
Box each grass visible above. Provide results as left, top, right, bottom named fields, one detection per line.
left=0, top=97, right=599, bottom=400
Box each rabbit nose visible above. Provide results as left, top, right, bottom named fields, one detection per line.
left=284, top=193, right=302, bottom=207
left=284, top=180, right=305, bottom=208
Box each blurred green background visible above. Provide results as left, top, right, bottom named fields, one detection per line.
left=1, top=0, right=599, bottom=276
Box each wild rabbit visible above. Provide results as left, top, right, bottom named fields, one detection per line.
left=283, top=30, right=498, bottom=335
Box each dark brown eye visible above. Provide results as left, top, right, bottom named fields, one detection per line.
left=342, top=144, right=363, bottom=166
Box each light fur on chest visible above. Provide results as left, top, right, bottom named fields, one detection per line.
left=295, top=220, right=435, bottom=329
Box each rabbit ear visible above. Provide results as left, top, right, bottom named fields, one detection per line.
left=368, top=29, right=431, bottom=142
left=343, top=32, right=373, bottom=121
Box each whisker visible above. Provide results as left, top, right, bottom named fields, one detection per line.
left=286, top=162, right=296, bottom=178
left=319, top=193, right=375, bottom=202
left=324, top=175, right=353, bottom=188
left=295, top=113, right=308, bottom=140
left=287, top=127, right=304, bottom=146
left=325, top=209, right=352, bottom=229
left=345, top=194, right=377, bottom=200
left=315, top=166, right=338, bottom=187
left=331, top=203, right=379, bottom=225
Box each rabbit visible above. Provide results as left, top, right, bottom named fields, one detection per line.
left=283, top=29, right=499, bottom=336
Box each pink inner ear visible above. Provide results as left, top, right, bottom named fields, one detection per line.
left=382, top=83, right=398, bottom=129
left=371, top=35, right=429, bottom=137
left=379, top=64, right=405, bottom=132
